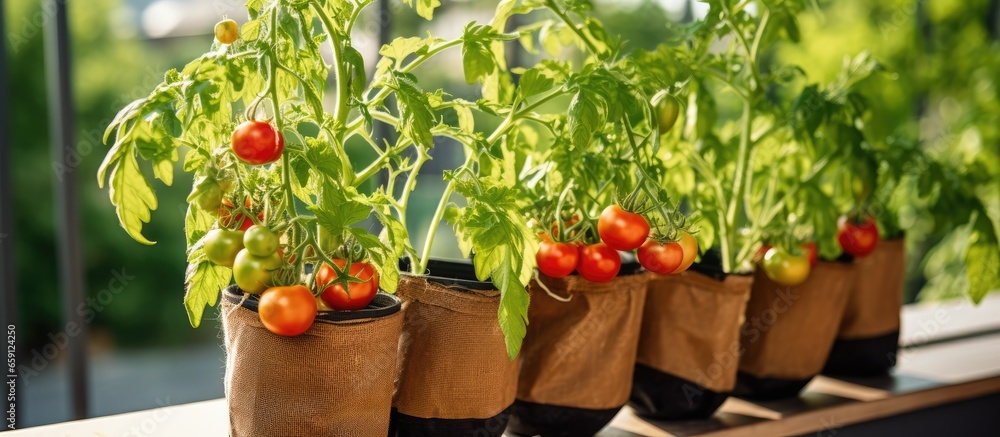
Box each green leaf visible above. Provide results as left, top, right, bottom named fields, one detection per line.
left=241, top=18, right=262, bottom=41
left=184, top=203, right=216, bottom=246
left=567, top=89, right=603, bottom=149
left=448, top=176, right=537, bottom=358
left=343, top=46, right=367, bottom=100
left=304, top=137, right=344, bottom=182
left=461, top=24, right=517, bottom=84
left=379, top=36, right=436, bottom=69
left=387, top=71, right=435, bottom=149
left=183, top=257, right=231, bottom=328
left=106, top=146, right=158, bottom=245
left=277, top=7, right=304, bottom=49
left=494, top=256, right=529, bottom=359
left=401, top=0, right=441, bottom=20
left=309, top=182, right=372, bottom=235
left=966, top=238, right=1000, bottom=304
left=517, top=67, right=555, bottom=99
left=490, top=0, right=543, bottom=30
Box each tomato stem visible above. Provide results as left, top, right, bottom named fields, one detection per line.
left=310, top=1, right=350, bottom=127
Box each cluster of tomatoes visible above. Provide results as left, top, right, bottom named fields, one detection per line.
left=251, top=260, right=380, bottom=337
left=205, top=216, right=381, bottom=336
left=535, top=205, right=699, bottom=282
left=757, top=216, right=880, bottom=286
left=198, top=119, right=381, bottom=337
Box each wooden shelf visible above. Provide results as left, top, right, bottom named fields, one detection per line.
left=9, top=295, right=1000, bottom=436
left=601, top=294, right=1000, bottom=436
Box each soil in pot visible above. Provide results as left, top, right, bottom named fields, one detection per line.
left=508, top=263, right=648, bottom=437
left=823, top=239, right=905, bottom=376
left=390, top=259, right=516, bottom=437
left=221, top=285, right=403, bottom=437
left=630, top=264, right=753, bottom=420
left=736, top=260, right=853, bottom=400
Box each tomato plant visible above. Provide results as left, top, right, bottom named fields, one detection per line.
left=632, top=1, right=895, bottom=275
left=761, top=247, right=811, bottom=286
left=258, top=285, right=317, bottom=337
left=577, top=243, right=621, bottom=283
left=536, top=241, right=579, bottom=278
left=97, top=0, right=705, bottom=354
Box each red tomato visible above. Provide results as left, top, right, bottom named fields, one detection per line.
left=536, top=241, right=580, bottom=278
left=258, top=285, right=317, bottom=337
left=316, top=260, right=379, bottom=311
left=838, top=216, right=879, bottom=257
left=671, top=231, right=698, bottom=274
left=597, top=205, right=650, bottom=251
left=232, top=120, right=284, bottom=165
left=638, top=240, right=684, bottom=274
left=801, top=242, right=818, bottom=266
left=577, top=243, right=621, bottom=283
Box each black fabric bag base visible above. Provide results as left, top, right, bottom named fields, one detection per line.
left=506, top=399, right=621, bottom=437
left=628, top=363, right=729, bottom=420
left=389, top=406, right=511, bottom=437
left=733, top=372, right=812, bottom=401
left=822, top=331, right=900, bottom=377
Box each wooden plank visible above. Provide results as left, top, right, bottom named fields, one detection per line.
left=6, top=399, right=228, bottom=436
left=606, top=332, right=1000, bottom=436
left=699, top=376, right=1000, bottom=437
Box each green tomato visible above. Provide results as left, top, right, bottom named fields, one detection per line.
left=652, top=92, right=681, bottom=135
left=761, top=247, right=811, bottom=286
left=188, top=176, right=223, bottom=212
left=233, top=249, right=282, bottom=294
left=243, top=225, right=279, bottom=257
left=204, top=229, right=244, bottom=267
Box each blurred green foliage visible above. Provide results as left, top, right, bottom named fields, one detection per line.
left=780, top=0, right=1000, bottom=302
left=7, top=0, right=217, bottom=351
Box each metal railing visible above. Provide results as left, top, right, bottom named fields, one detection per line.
left=0, top=0, right=19, bottom=429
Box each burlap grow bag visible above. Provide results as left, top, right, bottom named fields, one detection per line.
left=390, top=261, right=517, bottom=437
left=630, top=268, right=752, bottom=419
left=824, top=239, right=905, bottom=376
left=736, top=261, right=853, bottom=400
left=222, top=285, right=403, bottom=437
left=509, top=265, right=648, bottom=437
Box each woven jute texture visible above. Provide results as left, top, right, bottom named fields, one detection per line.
left=839, top=239, right=905, bottom=339
left=222, top=291, right=403, bottom=437
left=739, top=261, right=853, bottom=380
left=637, top=271, right=753, bottom=392
left=392, top=275, right=517, bottom=419
left=517, top=273, right=649, bottom=410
